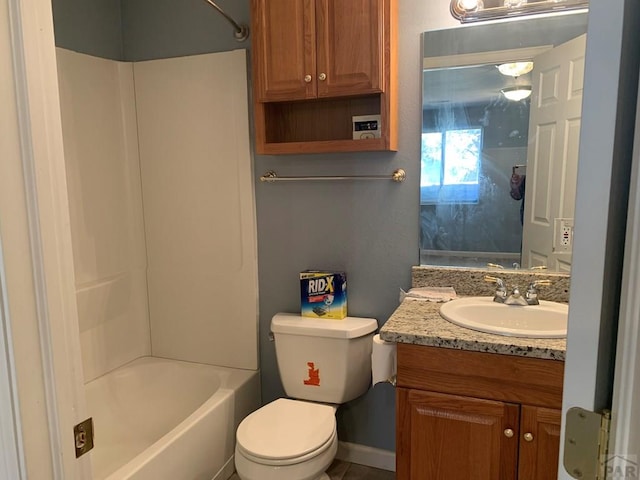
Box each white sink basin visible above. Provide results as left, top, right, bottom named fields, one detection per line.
left=439, top=296, right=568, bottom=338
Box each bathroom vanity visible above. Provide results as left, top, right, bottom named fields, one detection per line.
left=381, top=267, right=569, bottom=480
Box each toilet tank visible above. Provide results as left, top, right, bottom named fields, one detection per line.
left=271, top=313, right=378, bottom=404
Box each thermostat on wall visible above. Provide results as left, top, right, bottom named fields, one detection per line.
left=352, top=115, right=381, bottom=140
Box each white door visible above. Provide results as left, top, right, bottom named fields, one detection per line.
left=521, top=34, right=586, bottom=272
left=2, top=0, right=91, bottom=478
left=0, top=4, right=28, bottom=478
left=608, top=88, right=640, bottom=472
left=560, top=0, right=640, bottom=477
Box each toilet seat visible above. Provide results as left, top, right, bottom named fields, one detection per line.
left=236, top=398, right=336, bottom=466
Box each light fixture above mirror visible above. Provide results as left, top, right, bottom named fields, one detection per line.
left=501, top=85, right=532, bottom=101
left=450, top=0, right=588, bottom=23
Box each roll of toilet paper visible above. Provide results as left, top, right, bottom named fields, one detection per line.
left=372, top=334, right=397, bottom=386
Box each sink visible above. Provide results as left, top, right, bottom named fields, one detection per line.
left=439, top=296, right=568, bottom=338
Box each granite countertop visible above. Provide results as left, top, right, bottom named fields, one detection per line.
left=379, top=297, right=566, bottom=361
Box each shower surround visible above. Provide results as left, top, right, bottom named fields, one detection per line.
left=57, top=48, right=258, bottom=478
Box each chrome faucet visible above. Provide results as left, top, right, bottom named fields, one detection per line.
left=484, top=276, right=552, bottom=306
left=504, top=286, right=529, bottom=306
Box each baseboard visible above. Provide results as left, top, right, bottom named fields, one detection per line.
left=335, top=441, right=396, bottom=472
left=214, top=455, right=236, bottom=480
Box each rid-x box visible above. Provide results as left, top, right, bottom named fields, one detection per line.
left=300, top=271, right=347, bottom=319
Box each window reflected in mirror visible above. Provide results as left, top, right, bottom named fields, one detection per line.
left=421, top=128, right=483, bottom=204
left=421, top=65, right=529, bottom=266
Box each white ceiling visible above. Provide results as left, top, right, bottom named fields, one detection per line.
left=423, top=64, right=533, bottom=108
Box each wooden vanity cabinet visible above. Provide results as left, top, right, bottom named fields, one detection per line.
left=518, top=406, right=562, bottom=480
left=396, top=344, right=564, bottom=480
left=250, top=0, right=397, bottom=154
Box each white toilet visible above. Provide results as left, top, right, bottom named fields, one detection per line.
left=234, top=312, right=378, bottom=480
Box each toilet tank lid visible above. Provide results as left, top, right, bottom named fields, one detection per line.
left=271, top=313, right=377, bottom=339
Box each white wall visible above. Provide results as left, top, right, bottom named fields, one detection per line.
left=57, top=49, right=151, bottom=382
left=0, top=4, right=54, bottom=477
left=134, top=50, right=258, bottom=370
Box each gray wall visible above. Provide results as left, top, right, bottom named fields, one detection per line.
left=51, top=0, right=458, bottom=452
left=52, top=0, right=124, bottom=60
left=121, top=0, right=251, bottom=61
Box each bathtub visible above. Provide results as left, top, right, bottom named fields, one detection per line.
left=85, top=356, right=260, bottom=480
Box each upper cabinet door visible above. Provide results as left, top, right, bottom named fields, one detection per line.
left=315, top=0, right=384, bottom=98
left=251, top=0, right=316, bottom=102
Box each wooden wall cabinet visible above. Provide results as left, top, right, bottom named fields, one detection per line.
left=396, top=344, right=564, bottom=480
left=250, top=0, right=397, bottom=154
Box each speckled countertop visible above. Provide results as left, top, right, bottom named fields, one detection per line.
left=379, top=266, right=569, bottom=361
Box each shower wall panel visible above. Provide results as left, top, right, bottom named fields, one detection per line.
left=134, top=50, right=258, bottom=370
left=56, top=49, right=151, bottom=382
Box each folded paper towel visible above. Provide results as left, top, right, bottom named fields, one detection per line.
left=372, top=334, right=396, bottom=386
left=399, top=286, right=457, bottom=303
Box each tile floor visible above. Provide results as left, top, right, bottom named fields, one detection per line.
left=229, top=459, right=395, bottom=479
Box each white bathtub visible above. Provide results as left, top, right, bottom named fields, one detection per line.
left=85, top=356, right=260, bottom=480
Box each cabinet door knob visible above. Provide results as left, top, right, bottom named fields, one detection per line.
left=304, top=74, right=312, bottom=83
left=318, top=73, right=327, bottom=81
left=524, top=432, right=534, bottom=442
left=504, top=428, right=514, bottom=438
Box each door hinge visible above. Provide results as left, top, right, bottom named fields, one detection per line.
left=74, top=417, right=94, bottom=458
left=563, top=407, right=611, bottom=479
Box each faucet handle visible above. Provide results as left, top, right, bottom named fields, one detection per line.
left=529, top=279, right=552, bottom=288
left=485, top=275, right=507, bottom=302
left=526, top=279, right=552, bottom=305
left=530, top=265, right=548, bottom=271
left=486, top=263, right=504, bottom=269
left=484, top=275, right=505, bottom=288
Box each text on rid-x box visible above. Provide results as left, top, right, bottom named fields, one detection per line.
left=300, top=271, right=347, bottom=319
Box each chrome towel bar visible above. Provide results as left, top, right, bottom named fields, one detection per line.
left=260, top=169, right=406, bottom=183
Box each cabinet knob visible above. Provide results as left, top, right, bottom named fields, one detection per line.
left=504, top=428, right=514, bottom=438
left=304, top=74, right=312, bottom=83
left=524, top=432, right=534, bottom=442
left=318, top=73, right=327, bottom=81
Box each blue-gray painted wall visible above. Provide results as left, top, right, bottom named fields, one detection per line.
left=50, top=0, right=458, bottom=451
left=52, top=0, right=124, bottom=60
left=121, top=0, right=251, bottom=61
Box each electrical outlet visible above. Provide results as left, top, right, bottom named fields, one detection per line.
left=560, top=224, right=572, bottom=246
left=554, top=218, right=574, bottom=252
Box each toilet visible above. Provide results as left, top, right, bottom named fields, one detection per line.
left=234, top=312, right=378, bottom=480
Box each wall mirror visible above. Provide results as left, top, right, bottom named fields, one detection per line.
left=419, top=12, right=588, bottom=272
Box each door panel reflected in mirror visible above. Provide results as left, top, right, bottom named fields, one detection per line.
left=420, top=13, right=588, bottom=272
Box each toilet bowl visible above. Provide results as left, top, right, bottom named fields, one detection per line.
left=234, top=398, right=338, bottom=480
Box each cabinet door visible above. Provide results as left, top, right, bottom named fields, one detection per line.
left=518, top=406, right=562, bottom=480
left=315, top=0, right=384, bottom=98
left=251, top=0, right=316, bottom=101
left=397, top=388, right=519, bottom=480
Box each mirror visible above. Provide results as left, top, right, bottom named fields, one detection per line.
left=419, top=12, right=588, bottom=272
